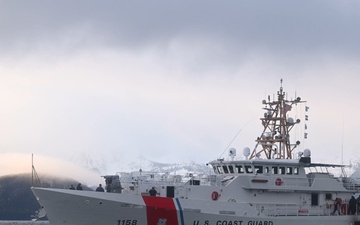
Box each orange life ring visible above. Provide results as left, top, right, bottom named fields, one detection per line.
left=211, top=191, right=219, bottom=201
left=275, top=178, right=283, bottom=186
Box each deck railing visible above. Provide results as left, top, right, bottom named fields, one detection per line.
left=254, top=203, right=360, bottom=217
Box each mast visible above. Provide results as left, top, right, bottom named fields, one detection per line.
left=249, top=79, right=306, bottom=159
left=32, top=154, right=41, bottom=187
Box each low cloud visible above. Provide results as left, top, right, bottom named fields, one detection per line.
left=0, top=153, right=103, bottom=186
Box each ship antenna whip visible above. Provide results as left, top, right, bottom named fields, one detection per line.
left=219, top=117, right=256, bottom=159
left=341, top=115, right=344, bottom=165
left=31, top=154, right=41, bottom=187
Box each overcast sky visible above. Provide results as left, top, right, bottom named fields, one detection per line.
left=1, top=0, right=360, bottom=177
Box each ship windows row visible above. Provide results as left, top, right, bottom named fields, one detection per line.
left=214, top=165, right=299, bottom=175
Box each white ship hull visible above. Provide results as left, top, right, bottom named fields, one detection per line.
left=32, top=188, right=359, bottom=225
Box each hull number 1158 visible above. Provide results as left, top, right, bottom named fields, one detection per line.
left=117, top=220, right=137, bottom=225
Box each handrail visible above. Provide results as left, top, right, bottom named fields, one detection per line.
left=254, top=203, right=359, bottom=217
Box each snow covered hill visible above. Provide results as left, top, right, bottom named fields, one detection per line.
left=69, top=152, right=213, bottom=176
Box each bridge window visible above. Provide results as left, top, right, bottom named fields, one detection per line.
left=272, top=167, right=278, bottom=174
left=286, top=167, right=293, bottom=175
left=265, top=166, right=270, bottom=174
left=279, top=167, right=286, bottom=174
left=223, top=166, right=229, bottom=174
left=217, top=166, right=224, bottom=174
left=294, top=167, right=299, bottom=175
left=228, top=165, right=234, bottom=173
left=235, top=165, right=244, bottom=173
left=254, top=166, right=263, bottom=174
left=245, top=165, right=253, bottom=173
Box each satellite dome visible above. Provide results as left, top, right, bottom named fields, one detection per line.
left=229, top=148, right=237, bottom=156
left=304, top=149, right=311, bottom=157
left=243, top=147, right=250, bottom=157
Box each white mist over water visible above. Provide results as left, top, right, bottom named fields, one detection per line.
left=0, top=153, right=103, bottom=186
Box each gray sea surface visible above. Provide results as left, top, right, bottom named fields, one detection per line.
left=0, top=222, right=49, bottom=225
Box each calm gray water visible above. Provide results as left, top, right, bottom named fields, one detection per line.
left=0, top=222, right=49, bottom=225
